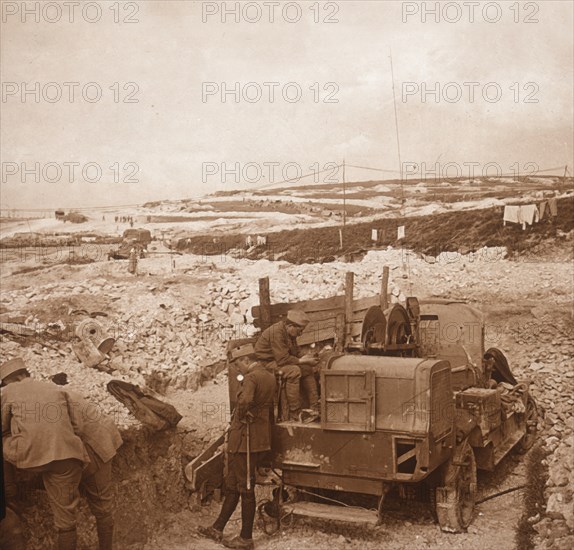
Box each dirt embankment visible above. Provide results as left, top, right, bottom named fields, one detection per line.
left=176, top=197, right=574, bottom=264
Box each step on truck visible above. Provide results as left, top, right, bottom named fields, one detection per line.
left=186, top=269, right=538, bottom=533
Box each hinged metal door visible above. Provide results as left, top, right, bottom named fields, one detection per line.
left=320, top=370, right=376, bottom=432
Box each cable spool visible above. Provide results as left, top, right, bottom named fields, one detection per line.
left=360, top=306, right=387, bottom=350
left=75, top=318, right=115, bottom=354
left=384, top=304, right=415, bottom=356
left=75, top=319, right=104, bottom=346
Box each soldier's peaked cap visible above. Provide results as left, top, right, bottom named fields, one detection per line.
left=0, top=357, right=27, bottom=382
left=287, top=309, right=310, bottom=327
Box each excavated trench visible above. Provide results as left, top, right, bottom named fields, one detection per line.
left=10, top=425, right=191, bottom=549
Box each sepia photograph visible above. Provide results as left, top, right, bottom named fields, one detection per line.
left=1, top=1, right=573, bottom=549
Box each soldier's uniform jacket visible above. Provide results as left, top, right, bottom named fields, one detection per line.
left=67, top=390, right=123, bottom=464
left=1, top=378, right=89, bottom=469
left=227, top=365, right=276, bottom=454
left=254, top=320, right=301, bottom=367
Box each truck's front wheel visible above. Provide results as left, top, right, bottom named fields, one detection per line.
left=435, top=440, right=477, bottom=533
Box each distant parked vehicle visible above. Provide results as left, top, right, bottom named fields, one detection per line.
left=108, top=229, right=152, bottom=260
left=122, top=228, right=152, bottom=246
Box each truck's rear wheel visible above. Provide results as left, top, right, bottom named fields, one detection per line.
left=516, top=395, right=538, bottom=454
left=435, top=441, right=477, bottom=533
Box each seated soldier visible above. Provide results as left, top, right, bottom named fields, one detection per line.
left=253, top=309, right=319, bottom=422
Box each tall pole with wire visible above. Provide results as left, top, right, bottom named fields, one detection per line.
left=339, top=160, right=346, bottom=250
left=342, top=159, right=346, bottom=228
left=390, top=49, right=404, bottom=202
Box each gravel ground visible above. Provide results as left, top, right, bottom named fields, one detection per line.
left=1, top=214, right=572, bottom=549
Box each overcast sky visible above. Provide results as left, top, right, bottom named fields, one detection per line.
left=1, top=0, right=573, bottom=208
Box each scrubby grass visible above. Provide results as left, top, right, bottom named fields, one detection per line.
left=516, top=444, right=548, bottom=550
left=177, top=197, right=574, bottom=264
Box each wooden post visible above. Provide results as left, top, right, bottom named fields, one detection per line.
left=380, top=266, right=389, bottom=310
left=259, top=277, right=272, bottom=330
left=334, top=312, right=346, bottom=352
left=339, top=228, right=343, bottom=250
left=344, top=272, right=354, bottom=348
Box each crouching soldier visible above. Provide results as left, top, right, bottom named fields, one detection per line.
left=1, top=358, right=89, bottom=550
left=254, top=309, right=319, bottom=421
left=198, top=355, right=276, bottom=549
left=1, top=358, right=122, bottom=550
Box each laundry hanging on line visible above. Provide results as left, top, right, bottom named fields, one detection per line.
left=548, top=198, right=558, bottom=217
left=520, top=204, right=539, bottom=226
left=503, top=205, right=521, bottom=225
left=503, top=204, right=540, bottom=230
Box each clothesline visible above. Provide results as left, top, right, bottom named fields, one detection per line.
left=503, top=198, right=557, bottom=230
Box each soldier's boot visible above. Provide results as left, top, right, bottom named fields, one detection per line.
left=96, top=515, right=114, bottom=550
left=301, top=375, right=320, bottom=415
left=285, top=378, right=302, bottom=421
left=222, top=535, right=254, bottom=550
left=212, top=490, right=240, bottom=534
left=58, top=527, right=77, bottom=550
left=0, top=508, right=26, bottom=550
left=288, top=408, right=302, bottom=422
left=240, top=491, right=256, bottom=541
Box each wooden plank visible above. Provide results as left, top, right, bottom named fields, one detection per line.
left=297, top=326, right=337, bottom=346
left=306, top=309, right=348, bottom=322
left=184, top=434, right=225, bottom=488
left=254, top=306, right=374, bottom=328
left=302, top=318, right=337, bottom=333
left=252, top=296, right=379, bottom=324
left=258, top=277, right=272, bottom=330
left=254, top=314, right=338, bottom=330
left=353, top=295, right=380, bottom=311
left=0, top=322, right=35, bottom=336
left=350, top=311, right=372, bottom=323
left=396, top=447, right=417, bottom=465
left=251, top=296, right=380, bottom=321
left=288, top=501, right=379, bottom=525
left=252, top=294, right=345, bottom=319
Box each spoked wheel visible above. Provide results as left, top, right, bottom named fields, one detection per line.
left=258, top=485, right=298, bottom=535
left=435, top=441, right=477, bottom=533
left=517, top=395, right=539, bottom=453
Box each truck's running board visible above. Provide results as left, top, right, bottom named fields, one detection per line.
left=286, top=501, right=379, bottom=525
left=493, top=432, right=524, bottom=465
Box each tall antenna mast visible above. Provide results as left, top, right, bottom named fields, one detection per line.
left=342, top=159, right=346, bottom=228
left=389, top=49, right=404, bottom=199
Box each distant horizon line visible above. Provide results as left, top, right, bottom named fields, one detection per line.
left=1, top=172, right=572, bottom=212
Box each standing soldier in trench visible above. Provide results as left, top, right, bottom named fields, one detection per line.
left=197, top=350, right=276, bottom=550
